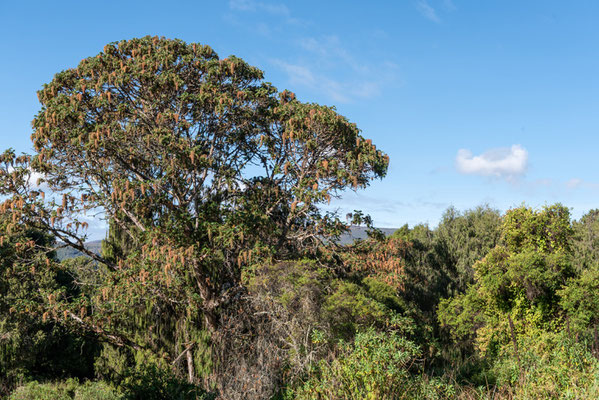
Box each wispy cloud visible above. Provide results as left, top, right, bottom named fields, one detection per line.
left=272, top=60, right=351, bottom=102
left=229, top=0, right=290, bottom=16
left=566, top=178, right=583, bottom=189
left=566, top=178, right=599, bottom=190
left=298, top=36, right=369, bottom=74
left=456, top=145, right=528, bottom=180
left=272, top=61, right=315, bottom=86
left=443, top=0, right=456, bottom=11
left=226, top=6, right=398, bottom=103
left=273, top=59, right=388, bottom=103
left=533, top=178, right=553, bottom=187
left=227, top=0, right=304, bottom=27
left=272, top=35, right=399, bottom=103
left=416, top=0, right=441, bottom=23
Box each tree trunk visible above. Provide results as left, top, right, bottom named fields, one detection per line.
left=186, top=346, right=195, bottom=384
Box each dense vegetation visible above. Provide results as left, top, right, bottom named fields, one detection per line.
left=1, top=37, right=599, bottom=399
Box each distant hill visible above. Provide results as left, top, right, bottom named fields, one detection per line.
left=55, top=227, right=397, bottom=261
left=55, top=240, right=103, bottom=261
left=336, top=226, right=397, bottom=245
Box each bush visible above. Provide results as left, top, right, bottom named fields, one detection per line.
left=492, top=330, right=599, bottom=399
left=323, top=281, right=392, bottom=340
left=8, top=379, right=122, bottom=400
left=119, top=366, right=215, bottom=400
left=286, top=329, right=423, bottom=399
left=8, top=381, right=72, bottom=400
left=74, top=381, right=123, bottom=400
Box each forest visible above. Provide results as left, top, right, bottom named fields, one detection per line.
left=2, top=37, right=599, bottom=399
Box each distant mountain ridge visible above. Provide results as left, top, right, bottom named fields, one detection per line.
left=55, top=226, right=398, bottom=261
left=335, top=226, right=398, bottom=245
left=55, top=240, right=103, bottom=261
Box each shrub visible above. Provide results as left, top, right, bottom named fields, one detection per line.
left=287, top=329, right=422, bottom=399
left=74, top=381, right=123, bottom=400
left=8, top=379, right=123, bottom=400
left=119, top=366, right=215, bottom=400
left=8, top=381, right=72, bottom=400
left=492, top=330, right=599, bottom=399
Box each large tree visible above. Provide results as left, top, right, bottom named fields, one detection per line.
left=0, top=36, right=388, bottom=382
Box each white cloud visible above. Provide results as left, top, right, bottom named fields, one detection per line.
left=273, top=60, right=315, bottom=86
left=27, top=170, right=47, bottom=189
left=272, top=36, right=399, bottom=103
left=298, top=36, right=368, bottom=73
left=533, top=178, right=553, bottom=187
left=456, top=145, right=528, bottom=179
left=443, top=0, right=456, bottom=11
left=272, top=59, right=385, bottom=103
left=275, top=60, right=347, bottom=101
left=227, top=0, right=304, bottom=27
left=229, top=0, right=290, bottom=16
left=566, top=178, right=583, bottom=189
left=566, top=178, right=599, bottom=190
left=5, top=167, right=49, bottom=191
left=416, top=0, right=441, bottom=23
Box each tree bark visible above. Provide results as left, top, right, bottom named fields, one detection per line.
left=186, top=346, right=195, bottom=384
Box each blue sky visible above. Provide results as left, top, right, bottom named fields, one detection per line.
left=1, top=1, right=598, bottom=238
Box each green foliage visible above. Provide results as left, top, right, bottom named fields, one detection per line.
left=0, top=37, right=389, bottom=391
left=8, top=380, right=73, bottom=400
left=559, top=264, right=599, bottom=339
left=100, top=218, right=136, bottom=266
left=93, top=220, right=214, bottom=384
left=323, top=281, right=391, bottom=339
left=572, top=209, right=599, bottom=272
left=248, top=260, right=401, bottom=344
left=239, top=260, right=410, bottom=398
left=8, top=371, right=215, bottom=400
left=436, top=204, right=599, bottom=397
left=362, top=276, right=408, bottom=314
left=73, top=381, right=123, bottom=400
left=6, top=199, right=599, bottom=398
left=394, top=206, right=502, bottom=316
left=439, top=205, right=575, bottom=355
left=287, top=329, right=419, bottom=399
left=491, top=330, right=599, bottom=399
left=561, top=209, right=599, bottom=342
left=8, top=379, right=122, bottom=400
left=337, top=206, right=503, bottom=375
left=286, top=329, right=456, bottom=400
left=118, top=366, right=215, bottom=400
left=0, top=213, right=98, bottom=396
left=436, top=205, right=502, bottom=291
